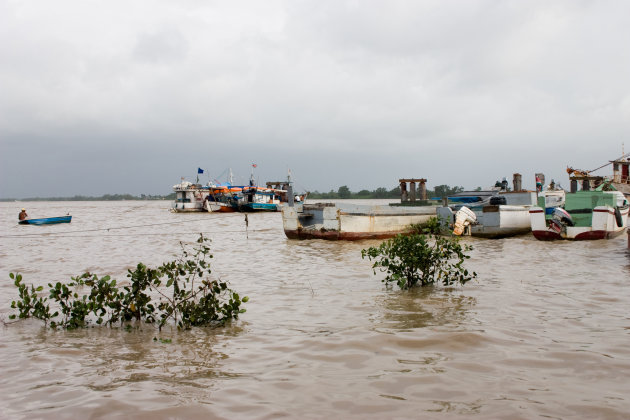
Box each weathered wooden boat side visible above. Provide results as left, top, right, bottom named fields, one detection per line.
left=567, top=153, right=630, bottom=198
left=205, top=200, right=237, bottom=212
left=611, top=155, right=630, bottom=197
left=282, top=202, right=436, bottom=240
left=240, top=202, right=280, bottom=212
left=437, top=174, right=538, bottom=239
left=529, top=190, right=628, bottom=241
left=237, top=180, right=306, bottom=213
left=283, top=178, right=439, bottom=240
left=19, top=216, right=72, bottom=225
left=471, top=204, right=533, bottom=238
left=171, top=181, right=210, bottom=212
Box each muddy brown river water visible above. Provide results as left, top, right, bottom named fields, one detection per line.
left=1, top=200, right=629, bottom=419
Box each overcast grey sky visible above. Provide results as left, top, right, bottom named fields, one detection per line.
left=1, top=0, right=629, bottom=198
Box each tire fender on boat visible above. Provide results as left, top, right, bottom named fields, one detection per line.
left=614, top=207, right=623, bottom=227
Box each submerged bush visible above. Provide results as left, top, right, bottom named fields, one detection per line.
left=8, top=234, right=247, bottom=330
left=361, top=223, right=476, bottom=289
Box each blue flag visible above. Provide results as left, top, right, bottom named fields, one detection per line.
left=198, top=168, right=204, bottom=174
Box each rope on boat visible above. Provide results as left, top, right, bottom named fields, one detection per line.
left=588, top=152, right=630, bottom=173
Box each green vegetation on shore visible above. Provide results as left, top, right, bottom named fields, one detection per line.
left=307, top=185, right=465, bottom=199
left=2, top=184, right=466, bottom=201
left=0, top=193, right=175, bottom=202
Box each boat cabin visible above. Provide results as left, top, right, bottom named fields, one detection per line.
left=612, top=157, right=629, bottom=184
left=611, top=157, right=630, bottom=197
left=172, top=181, right=210, bottom=212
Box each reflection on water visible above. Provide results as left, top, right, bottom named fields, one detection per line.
left=1, top=201, right=630, bottom=419
left=375, top=287, right=477, bottom=332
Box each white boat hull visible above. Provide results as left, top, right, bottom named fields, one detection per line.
left=282, top=203, right=437, bottom=240
left=471, top=205, right=532, bottom=238
left=171, top=202, right=206, bottom=212
left=205, top=201, right=236, bottom=213
left=171, top=182, right=209, bottom=212
left=438, top=205, right=533, bottom=238
left=530, top=206, right=628, bottom=240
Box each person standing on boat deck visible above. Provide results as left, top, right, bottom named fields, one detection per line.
left=19, top=208, right=28, bottom=220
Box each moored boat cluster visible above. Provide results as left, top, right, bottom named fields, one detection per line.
left=171, top=170, right=306, bottom=214
left=280, top=159, right=629, bottom=242
left=170, top=157, right=630, bottom=243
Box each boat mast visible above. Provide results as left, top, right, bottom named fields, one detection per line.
left=287, top=168, right=295, bottom=207
left=250, top=164, right=256, bottom=186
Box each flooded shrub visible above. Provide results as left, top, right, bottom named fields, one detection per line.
left=9, top=273, right=53, bottom=323
left=361, top=228, right=476, bottom=289
left=8, top=234, right=247, bottom=330
left=409, top=217, right=443, bottom=235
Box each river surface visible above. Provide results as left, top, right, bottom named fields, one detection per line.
left=1, top=200, right=629, bottom=419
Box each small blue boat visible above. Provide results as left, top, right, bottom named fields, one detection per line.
left=19, top=216, right=72, bottom=225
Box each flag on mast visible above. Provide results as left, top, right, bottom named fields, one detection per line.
left=252, top=163, right=257, bottom=168
left=198, top=168, right=204, bottom=174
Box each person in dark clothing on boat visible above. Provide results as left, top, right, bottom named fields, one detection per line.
left=19, top=208, right=28, bottom=220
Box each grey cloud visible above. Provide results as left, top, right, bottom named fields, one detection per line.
left=1, top=1, right=629, bottom=198
left=133, top=28, right=189, bottom=64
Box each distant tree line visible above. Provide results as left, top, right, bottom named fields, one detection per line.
left=0, top=193, right=174, bottom=202
left=2, top=185, right=469, bottom=202
left=307, top=185, right=465, bottom=199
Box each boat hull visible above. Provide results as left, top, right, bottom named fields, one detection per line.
left=19, top=216, right=72, bottom=225
left=206, top=201, right=237, bottom=213
left=171, top=182, right=210, bottom=212
left=438, top=204, right=533, bottom=238
left=171, top=205, right=206, bottom=212
left=282, top=203, right=437, bottom=240
left=239, top=203, right=279, bottom=212
left=530, top=206, right=628, bottom=241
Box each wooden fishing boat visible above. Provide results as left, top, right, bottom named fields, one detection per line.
left=200, top=168, right=306, bottom=213
left=282, top=178, right=436, bottom=240
left=611, top=155, right=630, bottom=198
left=171, top=180, right=211, bottom=212
left=435, top=174, right=541, bottom=238
left=529, top=188, right=628, bottom=240
left=283, top=202, right=437, bottom=240
left=19, top=216, right=72, bottom=225
left=438, top=192, right=538, bottom=238
left=205, top=186, right=242, bottom=212
left=567, top=152, right=630, bottom=199
left=235, top=174, right=306, bottom=213
left=238, top=186, right=285, bottom=212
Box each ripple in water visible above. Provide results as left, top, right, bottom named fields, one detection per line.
left=1, top=201, right=629, bottom=419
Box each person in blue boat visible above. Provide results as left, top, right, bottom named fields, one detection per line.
left=19, top=208, right=28, bottom=221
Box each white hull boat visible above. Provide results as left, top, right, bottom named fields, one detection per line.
left=282, top=202, right=437, bottom=240
left=437, top=189, right=538, bottom=239
left=530, top=190, right=628, bottom=240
